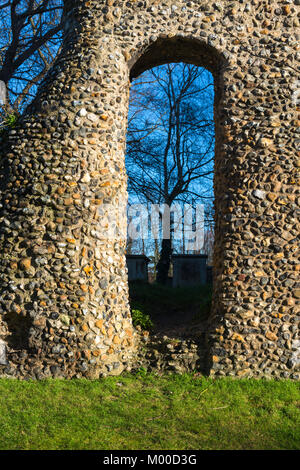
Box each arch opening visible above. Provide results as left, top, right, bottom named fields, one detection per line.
left=129, top=36, right=226, bottom=80
left=125, top=38, right=224, bottom=363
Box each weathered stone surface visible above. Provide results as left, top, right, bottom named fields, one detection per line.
left=134, top=329, right=207, bottom=375
left=0, top=340, right=7, bottom=366
left=0, top=0, right=299, bottom=380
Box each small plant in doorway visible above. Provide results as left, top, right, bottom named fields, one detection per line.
left=131, top=307, right=154, bottom=331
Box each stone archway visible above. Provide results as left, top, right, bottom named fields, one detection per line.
left=0, top=1, right=298, bottom=380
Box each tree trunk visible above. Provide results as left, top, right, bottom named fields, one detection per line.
left=156, top=238, right=172, bottom=285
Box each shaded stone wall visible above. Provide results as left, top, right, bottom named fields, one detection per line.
left=0, top=0, right=299, bottom=379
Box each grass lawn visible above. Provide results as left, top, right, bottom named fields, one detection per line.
left=0, top=374, right=299, bottom=450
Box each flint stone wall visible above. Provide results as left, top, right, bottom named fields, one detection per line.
left=0, top=0, right=299, bottom=379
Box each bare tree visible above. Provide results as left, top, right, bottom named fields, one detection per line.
left=126, top=63, right=215, bottom=284
left=0, top=0, right=63, bottom=122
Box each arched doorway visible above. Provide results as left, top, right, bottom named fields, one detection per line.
left=124, top=36, right=225, bottom=373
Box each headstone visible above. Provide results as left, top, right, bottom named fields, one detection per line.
left=126, top=255, right=150, bottom=282
left=172, top=254, right=208, bottom=287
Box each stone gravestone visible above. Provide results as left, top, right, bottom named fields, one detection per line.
left=126, top=255, right=150, bottom=282
left=172, top=255, right=208, bottom=288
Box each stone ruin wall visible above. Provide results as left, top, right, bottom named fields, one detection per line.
left=0, top=0, right=299, bottom=379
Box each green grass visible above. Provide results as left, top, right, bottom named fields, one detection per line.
left=0, top=374, right=299, bottom=450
